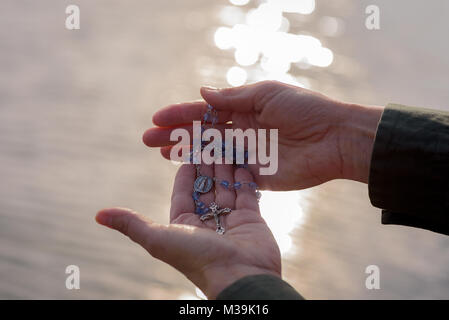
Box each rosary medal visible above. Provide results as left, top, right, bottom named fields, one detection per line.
left=194, top=175, right=213, bottom=193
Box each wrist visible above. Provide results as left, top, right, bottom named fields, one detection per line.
left=339, top=103, right=384, bottom=183
left=200, top=265, right=280, bottom=299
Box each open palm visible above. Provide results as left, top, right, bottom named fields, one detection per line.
left=96, top=163, right=281, bottom=299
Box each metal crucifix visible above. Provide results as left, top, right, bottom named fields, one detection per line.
left=200, top=202, right=232, bottom=235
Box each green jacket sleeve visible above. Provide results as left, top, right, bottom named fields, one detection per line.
left=369, top=103, right=449, bottom=235
left=216, top=274, right=304, bottom=300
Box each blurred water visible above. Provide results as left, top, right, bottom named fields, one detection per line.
left=1, top=0, right=449, bottom=299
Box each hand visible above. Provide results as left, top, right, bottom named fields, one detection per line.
left=96, top=164, right=281, bottom=299
left=143, top=81, right=384, bottom=190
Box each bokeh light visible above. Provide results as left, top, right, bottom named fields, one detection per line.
left=229, top=0, right=251, bottom=6
left=214, top=26, right=233, bottom=49
left=269, top=0, right=316, bottom=14
left=318, top=16, right=344, bottom=37
left=307, top=47, right=334, bottom=67
left=246, top=3, right=283, bottom=32
left=226, top=66, right=248, bottom=86
left=215, top=1, right=333, bottom=90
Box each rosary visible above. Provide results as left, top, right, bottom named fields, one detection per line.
left=190, top=104, right=261, bottom=235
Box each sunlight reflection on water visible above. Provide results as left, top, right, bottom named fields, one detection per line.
left=215, top=0, right=333, bottom=89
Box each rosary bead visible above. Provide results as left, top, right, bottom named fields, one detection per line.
left=220, top=180, right=230, bottom=188
left=196, top=206, right=209, bottom=215
left=234, top=182, right=242, bottom=189
left=192, top=192, right=200, bottom=201
left=249, top=182, right=258, bottom=189
left=197, top=201, right=205, bottom=208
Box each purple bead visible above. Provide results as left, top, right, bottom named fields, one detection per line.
left=192, top=192, right=200, bottom=201
left=249, top=182, right=258, bottom=189
left=234, top=182, right=242, bottom=189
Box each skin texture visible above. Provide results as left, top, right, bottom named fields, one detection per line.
left=97, top=81, right=385, bottom=299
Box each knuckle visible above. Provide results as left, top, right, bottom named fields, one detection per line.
left=253, top=81, right=287, bottom=110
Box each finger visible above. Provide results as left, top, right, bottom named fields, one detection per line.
left=214, top=164, right=236, bottom=210
left=143, top=123, right=232, bottom=147
left=170, top=164, right=196, bottom=221
left=96, top=207, right=211, bottom=271
left=160, top=145, right=192, bottom=162
left=234, top=167, right=260, bottom=212
left=200, top=81, right=286, bottom=113
left=152, top=101, right=232, bottom=127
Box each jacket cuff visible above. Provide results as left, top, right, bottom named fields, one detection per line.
left=381, top=210, right=449, bottom=235
left=369, top=103, right=449, bottom=234
left=216, top=274, right=304, bottom=300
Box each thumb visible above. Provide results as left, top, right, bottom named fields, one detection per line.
left=200, top=80, right=286, bottom=113
left=96, top=208, right=166, bottom=255
left=96, top=208, right=214, bottom=281
left=96, top=208, right=196, bottom=262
